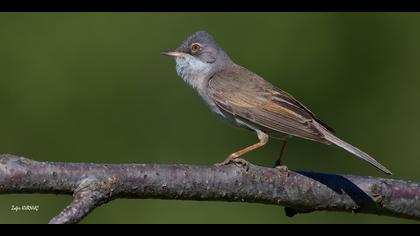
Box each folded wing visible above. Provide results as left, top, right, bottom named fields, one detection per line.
left=207, top=65, right=333, bottom=143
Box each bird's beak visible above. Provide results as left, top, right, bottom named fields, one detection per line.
left=161, top=51, right=188, bottom=58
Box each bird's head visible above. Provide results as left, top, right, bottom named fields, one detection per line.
left=161, top=31, right=232, bottom=79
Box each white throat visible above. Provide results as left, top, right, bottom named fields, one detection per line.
left=175, top=56, right=212, bottom=91
left=174, top=55, right=226, bottom=119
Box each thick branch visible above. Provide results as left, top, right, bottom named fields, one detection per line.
left=0, top=154, right=419, bottom=223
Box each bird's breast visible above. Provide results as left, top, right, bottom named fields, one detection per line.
left=175, top=57, right=227, bottom=118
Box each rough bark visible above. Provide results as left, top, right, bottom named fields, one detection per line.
left=0, top=154, right=419, bottom=224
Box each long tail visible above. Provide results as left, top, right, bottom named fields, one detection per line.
left=320, top=126, right=392, bottom=175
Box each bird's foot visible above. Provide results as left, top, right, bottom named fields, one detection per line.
left=231, top=158, right=250, bottom=171
left=215, top=155, right=250, bottom=171
left=215, top=153, right=239, bottom=166
left=274, top=164, right=289, bottom=173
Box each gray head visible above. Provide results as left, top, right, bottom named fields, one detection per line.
left=161, top=31, right=233, bottom=80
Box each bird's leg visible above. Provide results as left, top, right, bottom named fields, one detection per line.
left=273, top=139, right=288, bottom=172
left=216, top=131, right=269, bottom=170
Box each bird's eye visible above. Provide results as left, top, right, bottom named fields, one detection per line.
left=191, top=43, right=201, bottom=53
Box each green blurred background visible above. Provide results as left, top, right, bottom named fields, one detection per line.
left=0, top=13, right=419, bottom=223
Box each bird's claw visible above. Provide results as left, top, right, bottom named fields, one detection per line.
left=215, top=157, right=250, bottom=171
left=231, top=158, right=250, bottom=171
left=274, top=165, right=289, bottom=173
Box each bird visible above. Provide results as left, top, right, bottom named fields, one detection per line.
left=161, top=30, right=392, bottom=175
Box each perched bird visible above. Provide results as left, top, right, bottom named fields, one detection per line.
left=161, top=31, right=392, bottom=175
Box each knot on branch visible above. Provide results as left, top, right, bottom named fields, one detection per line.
left=74, top=176, right=118, bottom=201
left=369, top=181, right=387, bottom=207
left=49, top=175, right=119, bottom=224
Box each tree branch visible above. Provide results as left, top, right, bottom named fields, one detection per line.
left=0, top=154, right=419, bottom=223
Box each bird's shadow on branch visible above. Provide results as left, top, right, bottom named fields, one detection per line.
left=285, top=171, right=377, bottom=217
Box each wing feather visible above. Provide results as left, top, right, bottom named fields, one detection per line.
left=208, top=65, right=333, bottom=142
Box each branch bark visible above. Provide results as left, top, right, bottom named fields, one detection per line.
left=0, top=154, right=419, bottom=223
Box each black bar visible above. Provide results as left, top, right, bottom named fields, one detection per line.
left=0, top=0, right=417, bottom=12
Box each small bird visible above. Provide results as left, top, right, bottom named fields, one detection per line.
left=161, top=31, right=392, bottom=175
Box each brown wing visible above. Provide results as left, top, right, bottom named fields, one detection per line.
left=272, top=87, right=335, bottom=133
left=207, top=65, right=333, bottom=143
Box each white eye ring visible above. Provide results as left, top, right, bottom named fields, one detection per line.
left=191, top=43, right=202, bottom=53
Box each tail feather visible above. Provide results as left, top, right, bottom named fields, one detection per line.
left=321, top=127, right=392, bottom=175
